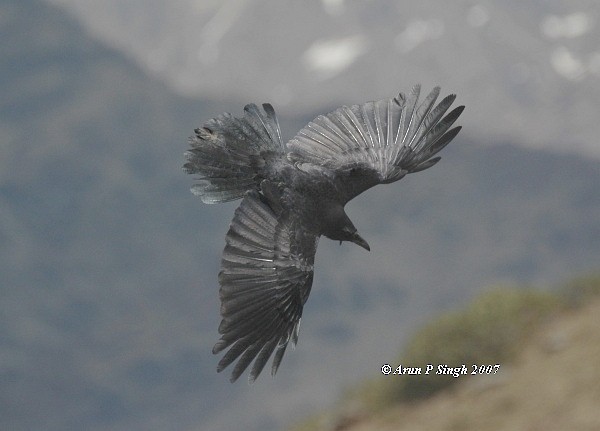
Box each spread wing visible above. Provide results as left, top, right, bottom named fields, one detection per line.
left=287, top=85, right=464, bottom=202
left=213, top=191, right=318, bottom=382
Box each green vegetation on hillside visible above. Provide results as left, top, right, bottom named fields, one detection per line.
left=383, top=286, right=562, bottom=402
left=291, top=273, right=600, bottom=431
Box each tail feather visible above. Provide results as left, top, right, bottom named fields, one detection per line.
left=184, top=103, right=284, bottom=204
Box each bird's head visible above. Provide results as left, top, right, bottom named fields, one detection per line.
left=323, top=206, right=370, bottom=251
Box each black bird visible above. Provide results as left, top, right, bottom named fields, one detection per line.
left=184, top=85, right=464, bottom=382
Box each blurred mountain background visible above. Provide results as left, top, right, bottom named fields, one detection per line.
left=45, top=0, right=600, bottom=158
left=1, top=0, right=599, bottom=430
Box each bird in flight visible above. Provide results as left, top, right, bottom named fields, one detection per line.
left=184, top=85, right=464, bottom=382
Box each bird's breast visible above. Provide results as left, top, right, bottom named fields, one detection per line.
left=270, top=166, right=341, bottom=235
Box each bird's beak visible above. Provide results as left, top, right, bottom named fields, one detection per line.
left=351, top=233, right=370, bottom=251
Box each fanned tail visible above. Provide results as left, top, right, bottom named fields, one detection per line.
left=183, top=103, right=284, bottom=203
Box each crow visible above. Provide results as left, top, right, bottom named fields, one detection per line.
left=184, top=85, right=464, bottom=382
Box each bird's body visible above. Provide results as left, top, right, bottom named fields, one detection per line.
left=260, top=162, right=368, bottom=240
left=184, top=85, right=464, bottom=382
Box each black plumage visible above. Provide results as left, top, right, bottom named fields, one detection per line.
left=184, top=85, right=464, bottom=382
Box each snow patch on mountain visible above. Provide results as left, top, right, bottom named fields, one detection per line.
left=541, top=12, right=593, bottom=39
left=303, top=35, right=368, bottom=80
left=395, top=19, right=445, bottom=53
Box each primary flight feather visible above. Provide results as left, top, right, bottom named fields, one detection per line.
left=184, top=85, right=464, bottom=382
